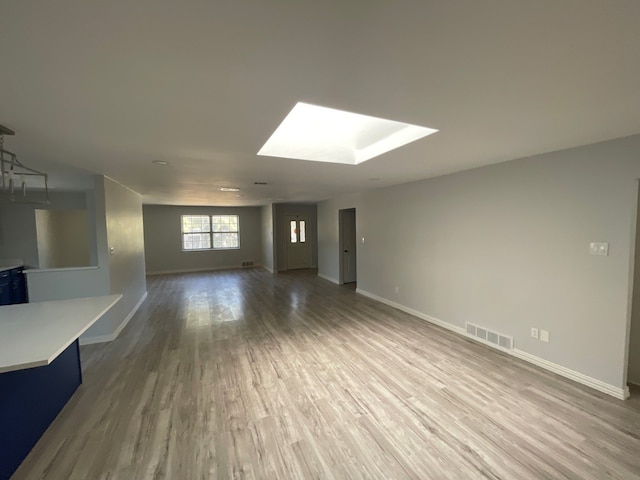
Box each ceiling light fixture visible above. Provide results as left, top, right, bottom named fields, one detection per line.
left=152, top=160, right=169, bottom=166
left=258, top=102, right=438, bottom=165
left=219, top=187, right=240, bottom=192
left=0, top=124, right=50, bottom=204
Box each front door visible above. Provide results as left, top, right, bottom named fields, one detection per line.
left=286, top=215, right=312, bottom=270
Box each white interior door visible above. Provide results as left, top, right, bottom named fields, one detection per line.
left=341, top=208, right=357, bottom=283
left=286, top=215, right=312, bottom=270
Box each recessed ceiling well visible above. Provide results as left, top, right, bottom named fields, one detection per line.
left=258, top=103, right=438, bottom=165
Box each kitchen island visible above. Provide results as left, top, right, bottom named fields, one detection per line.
left=0, top=295, right=121, bottom=480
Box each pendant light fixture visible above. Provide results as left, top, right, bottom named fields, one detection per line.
left=0, top=124, right=50, bottom=204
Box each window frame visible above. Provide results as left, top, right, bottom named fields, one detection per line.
left=181, top=214, right=240, bottom=251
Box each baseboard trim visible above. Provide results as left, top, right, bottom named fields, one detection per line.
left=356, top=288, right=465, bottom=335
left=355, top=288, right=628, bottom=400
left=510, top=349, right=629, bottom=400
left=147, top=265, right=254, bottom=276
left=80, top=291, right=148, bottom=345
left=263, top=265, right=274, bottom=274
left=318, top=273, right=340, bottom=285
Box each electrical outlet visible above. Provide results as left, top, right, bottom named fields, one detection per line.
left=394, top=286, right=399, bottom=293
left=531, top=327, right=539, bottom=339
left=589, top=242, right=609, bottom=256
left=540, top=330, right=550, bottom=342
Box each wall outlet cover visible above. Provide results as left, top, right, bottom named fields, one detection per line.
left=540, top=330, right=550, bottom=342
left=531, top=327, right=539, bottom=339
left=589, top=242, right=609, bottom=256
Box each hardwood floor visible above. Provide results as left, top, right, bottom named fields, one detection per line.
left=12, top=268, right=640, bottom=479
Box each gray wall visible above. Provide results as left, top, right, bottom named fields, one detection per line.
left=26, top=183, right=109, bottom=304
left=274, top=203, right=318, bottom=271
left=25, top=176, right=147, bottom=342
left=0, top=191, right=88, bottom=267
left=317, top=194, right=361, bottom=283
left=318, top=135, right=640, bottom=390
left=143, top=205, right=262, bottom=274
left=35, top=209, right=90, bottom=268
left=261, top=204, right=275, bottom=272
left=96, top=177, right=147, bottom=338
left=628, top=186, right=640, bottom=385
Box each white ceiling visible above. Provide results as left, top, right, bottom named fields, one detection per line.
left=1, top=1, right=639, bottom=206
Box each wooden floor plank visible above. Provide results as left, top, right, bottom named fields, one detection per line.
left=11, top=268, right=640, bottom=479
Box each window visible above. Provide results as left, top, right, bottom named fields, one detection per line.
left=182, top=214, right=239, bottom=250
left=289, top=219, right=306, bottom=244
left=182, top=215, right=211, bottom=250
left=212, top=215, right=239, bottom=249
left=299, top=220, right=306, bottom=243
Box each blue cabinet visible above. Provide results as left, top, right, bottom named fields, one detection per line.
left=0, top=271, right=10, bottom=306
left=0, top=268, right=27, bottom=305
left=0, top=340, right=82, bottom=480
left=10, top=268, right=27, bottom=304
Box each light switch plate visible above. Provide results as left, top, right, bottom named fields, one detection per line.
left=540, top=330, right=550, bottom=342
left=531, top=327, right=539, bottom=339
left=589, top=242, right=609, bottom=256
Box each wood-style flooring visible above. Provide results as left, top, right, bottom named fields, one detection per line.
left=12, top=268, right=640, bottom=479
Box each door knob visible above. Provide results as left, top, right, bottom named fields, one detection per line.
left=344, top=250, right=348, bottom=253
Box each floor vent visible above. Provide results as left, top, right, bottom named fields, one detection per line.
left=465, top=322, right=513, bottom=351
left=241, top=261, right=255, bottom=267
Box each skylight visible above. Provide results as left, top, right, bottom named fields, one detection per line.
left=257, top=102, right=438, bottom=165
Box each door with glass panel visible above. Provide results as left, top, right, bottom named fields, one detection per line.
left=285, top=215, right=312, bottom=269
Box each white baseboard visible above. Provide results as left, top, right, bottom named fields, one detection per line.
left=147, top=265, right=252, bottom=275
left=355, top=288, right=629, bottom=401
left=356, top=288, right=465, bottom=335
left=318, top=273, right=340, bottom=285
left=80, top=291, right=148, bottom=345
left=509, top=349, right=629, bottom=400
left=263, top=265, right=274, bottom=274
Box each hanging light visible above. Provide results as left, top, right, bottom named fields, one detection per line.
left=0, top=124, right=50, bottom=204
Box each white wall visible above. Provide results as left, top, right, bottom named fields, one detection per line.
left=318, top=135, right=640, bottom=392
left=274, top=203, right=318, bottom=271
left=261, top=204, right=275, bottom=273
left=143, top=205, right=262, bottom=274
left=628, top=184, right=640, bottom=385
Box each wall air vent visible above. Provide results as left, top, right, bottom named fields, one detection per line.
left=465, top=322, right=514, bottom=351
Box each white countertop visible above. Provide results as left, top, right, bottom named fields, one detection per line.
left=24, top=266, right=99, bottom=274
left=0, top=295, right=122, bottom=374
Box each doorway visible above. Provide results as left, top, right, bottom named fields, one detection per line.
left=285, top=214, right=312, bottom=270
left=339, top=208, right=357, bottom=284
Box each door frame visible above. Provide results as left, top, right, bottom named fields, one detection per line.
left=285, top=213, right=312, bottom=270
